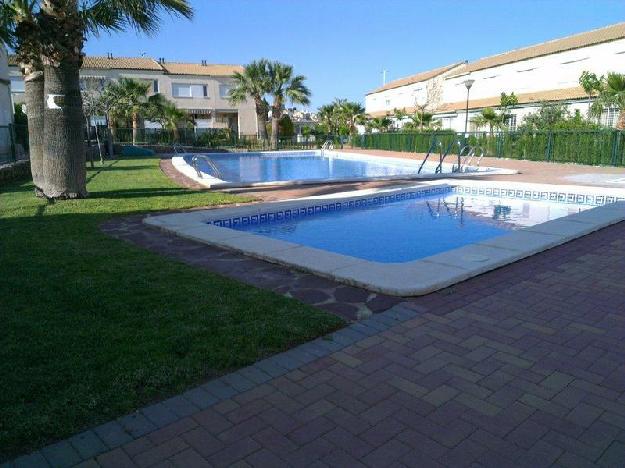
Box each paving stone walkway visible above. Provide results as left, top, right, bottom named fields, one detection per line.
left=9, top=221, right=625, bottom=468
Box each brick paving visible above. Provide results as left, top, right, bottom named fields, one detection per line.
left=9, top=219, right=625, bottom=467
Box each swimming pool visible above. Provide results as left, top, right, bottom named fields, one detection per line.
left=173, top=150, right=514, bottom=188
left=144, top=181, right=625, bottom=296
left=228, top=189, right=590, bottom=263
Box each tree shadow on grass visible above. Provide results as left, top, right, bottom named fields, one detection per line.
left=89, top=187, right=194, bottom=199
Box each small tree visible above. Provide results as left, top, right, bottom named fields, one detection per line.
left=279, top=114, right=294, bottom=138
left=590, top=72, right=625, bottom=129
left=392, top=107, right=407, bottom=129
left=579, top=70, right=603, bottom=119
left=499, top=92, right=518, bottom=129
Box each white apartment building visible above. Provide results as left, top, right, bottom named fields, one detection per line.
left=365, top=22, right=625, bottom=131
left=8, top=55, right=257, bottom=136
left=0, top=46, right=13, bottom=126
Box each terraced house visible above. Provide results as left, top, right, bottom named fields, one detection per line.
left=8, top=54, right=257, bottom=136
left=365, top=22, right=625, bottom=131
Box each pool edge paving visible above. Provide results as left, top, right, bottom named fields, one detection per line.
left=7, top=304, right=419, bottom=468
left=7, top=220, right=625, bottom=467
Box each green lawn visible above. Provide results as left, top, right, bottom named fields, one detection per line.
left=0, top=157, right=344, bottom=461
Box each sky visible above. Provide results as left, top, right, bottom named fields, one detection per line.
left=84, top=0, right=625, bottom=110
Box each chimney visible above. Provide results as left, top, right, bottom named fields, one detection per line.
left=201, top=60, right=207, bottom=66
left=107, top=52, right=113, bottom=59
left=158, top=57, right=165, bottom=64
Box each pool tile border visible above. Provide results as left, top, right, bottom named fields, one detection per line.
left=143, top=182, right=625, bottom=297
left=8, top=304, right=419, bottom=468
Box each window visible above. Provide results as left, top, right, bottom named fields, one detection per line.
left=561, top=57, right=589, bottom=65
left=153, top=80, right=159, bottom=93
left=385, top=99, right=391, bottom=107
left=10, top=77, right=25, bottom=93
left=504, top=114, right=517, bottom=131
left=601, top=107, right=619, bottom=128
left=219, top=84, right=230, bottom=98
left=172, top=83, right=208, bottom=98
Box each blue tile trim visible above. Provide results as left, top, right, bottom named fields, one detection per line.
left=207, top=185, right=623, bottom=228
left=208, top=186, right=452, bottom=227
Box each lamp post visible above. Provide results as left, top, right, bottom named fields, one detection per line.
left=463, top=79, right=475, bottom=135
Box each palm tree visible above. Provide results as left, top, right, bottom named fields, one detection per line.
left=392, top=107, right=407, bottom=130
left=266, top=61, right=311, bottom=150
left=592, top=72, right=625, bottom=129
left=471, top=107, right=502, bottom=136
left=406, top=111, right=436, bottom=130
left=106, top=78, right=151, bottom=145
left=0, top=1, right=45, bottom=193
left=368, top=116, right=392, bottom=132
left=228, top=59, right=271, bottom=141
left=317, top=103, right=337, bottom=134
left=145, top=93, right=193, bottom=142
left=2, top=0, right=192, bottom=199
left=338, top=100, right=365, bottom=135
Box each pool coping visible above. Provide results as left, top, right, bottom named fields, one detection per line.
left=171, top=149, right=518, bottom=189
left=143, top=181, right=625, bottom=296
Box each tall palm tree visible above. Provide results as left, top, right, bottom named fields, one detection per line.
left=107, top=78, right=151, bottom=144
left=266, top=61, right=311, bottom=150
left=3, top=0, right=192, bottom=199
left=0, top=0, right=45, bottom=193
left=592, top=72, right=625, bottom=129
left=228, top=59, right=271, bottom=141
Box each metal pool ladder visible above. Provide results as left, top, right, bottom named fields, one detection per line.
left=321, top=139, right=334, bottom=157
left=191, top=154, right=222, bottom=179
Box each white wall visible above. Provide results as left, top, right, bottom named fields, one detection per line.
left=365, top=81, right=430, bottom=115
left=441, top=39, right=625, bottom=105
left=0, top=47, right=13, bottom=126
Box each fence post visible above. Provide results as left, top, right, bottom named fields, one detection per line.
left=545, top=131, right=553, bottom=162
left=9, top=123, right=16, bottom=162
left=611, top=130, right=621, bottom=166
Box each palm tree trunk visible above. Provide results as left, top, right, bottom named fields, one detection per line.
left=617, top=109, right=625, bottom=130
left=41, top=60, right=87, bottom=199
left=255, top=99, right=268, bottom=141
left=270, top=114, right=280, bottom=150
left=106, top=114, right=115, bottom=158
left=132, top=113, right=139, bottom=145
left=257, top=110, right=269, bottom=140
left=24, top=68, right=45, bottom=194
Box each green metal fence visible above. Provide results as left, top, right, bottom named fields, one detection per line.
left=351, top=130, right=625, bottom=167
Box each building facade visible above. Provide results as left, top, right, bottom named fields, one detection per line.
left=365, top=22, right=625, bottom=131
left=8, top=55, right=257, bottom=136
left=0, top=46, right=13, bottom=126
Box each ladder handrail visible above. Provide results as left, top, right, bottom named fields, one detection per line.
left=191, top=154, right=222, bottom=179
left=417, top=138, right=440, bottom=174
left=435, top=139, right=460, bottom=174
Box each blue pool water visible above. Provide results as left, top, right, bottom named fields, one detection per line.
left=185, top=151, right=454, bottom=184
left=228, top=191, right=590, bottom=263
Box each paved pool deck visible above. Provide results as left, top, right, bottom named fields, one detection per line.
left=8, top=154, right=625, bottom=467
left=13, top=219, right=625, bottom=467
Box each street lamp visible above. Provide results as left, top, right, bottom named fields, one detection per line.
left=463, top=79, right=475, bottom=134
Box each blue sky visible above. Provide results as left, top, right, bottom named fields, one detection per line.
left=84, top=0, right=625, bottom=110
